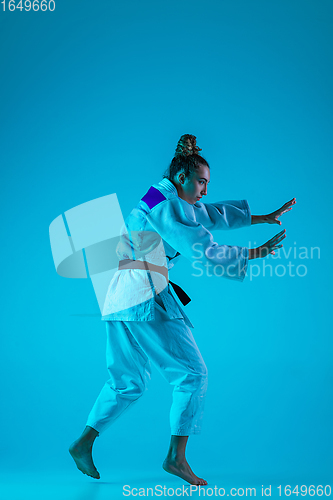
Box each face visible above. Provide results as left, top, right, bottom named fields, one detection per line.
left=176, top=164, right=210, bottom=205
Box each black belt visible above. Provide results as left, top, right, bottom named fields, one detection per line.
left=118, top=259, right=191, bottom=306
left=168, top=281, right=191, bottom=306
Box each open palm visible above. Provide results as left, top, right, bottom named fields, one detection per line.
left=265, top=198, right=296, bottom=225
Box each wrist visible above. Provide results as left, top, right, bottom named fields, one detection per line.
left=251, top=215, right=264, bottom=225
left=248, top=248, right=259, bottom=260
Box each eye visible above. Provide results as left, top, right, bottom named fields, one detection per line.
left=199, top=181, right=204, bottom=185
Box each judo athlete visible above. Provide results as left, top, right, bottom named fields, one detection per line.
left=69, top=134, right=296, bottom=485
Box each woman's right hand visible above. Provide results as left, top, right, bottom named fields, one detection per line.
left=249, top=229, right=286, bottom=259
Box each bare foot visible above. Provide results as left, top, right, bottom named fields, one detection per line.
left=69, top=440, right=100, bottom=479
left=163, top=457, right=207, bottom=485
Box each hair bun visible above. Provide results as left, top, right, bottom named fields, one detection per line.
left=175, top=134, right=202, bottom=157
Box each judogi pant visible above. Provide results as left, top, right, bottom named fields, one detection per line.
left=86, top=295, right=208, bottom=436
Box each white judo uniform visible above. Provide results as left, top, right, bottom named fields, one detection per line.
left=86, top=178, right=251, bottom=435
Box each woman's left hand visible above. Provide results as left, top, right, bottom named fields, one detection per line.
left=263, top=197, right=296, bottom=225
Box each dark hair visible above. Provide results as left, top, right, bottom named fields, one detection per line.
left=163, top=134, right=210, bottom=181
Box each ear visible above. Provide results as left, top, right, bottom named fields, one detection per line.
left=178, top=172, right=186, bottom=185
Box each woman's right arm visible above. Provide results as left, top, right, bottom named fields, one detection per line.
left=146, top=198, right=249, bottom=282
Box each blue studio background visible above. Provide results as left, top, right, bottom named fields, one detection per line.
left=1, top=0, right=332, bottom=498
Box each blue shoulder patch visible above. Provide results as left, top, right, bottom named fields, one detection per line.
left=141, top=186, right=166, bottom=209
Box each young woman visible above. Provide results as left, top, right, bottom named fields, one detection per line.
left=69, top=134, right=296, bottom=485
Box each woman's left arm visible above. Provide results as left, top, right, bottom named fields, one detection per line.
left=251, top=198, right=296, bottom=225
left=194, top=199, right=251, bottom=230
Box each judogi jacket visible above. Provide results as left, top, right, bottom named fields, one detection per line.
left=101, top=178, right=251, bottom=328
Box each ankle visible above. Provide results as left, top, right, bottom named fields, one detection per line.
left=80, top=427, right=99, bottom=443
left=166, top=451, right=185, bottom=463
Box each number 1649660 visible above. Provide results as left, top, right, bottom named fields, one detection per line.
left=1, top=0, right=55, bottom=11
